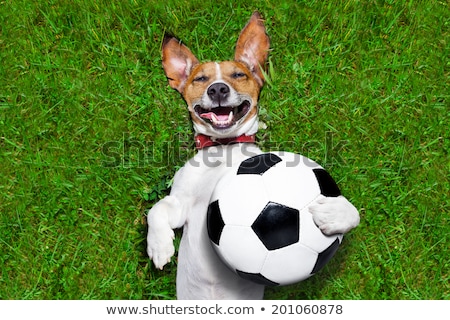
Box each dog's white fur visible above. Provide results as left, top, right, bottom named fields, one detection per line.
left=147, top=12, right=360, bottom=300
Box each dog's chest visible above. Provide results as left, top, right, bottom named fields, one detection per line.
left=180, top=144, right=262, bottom=227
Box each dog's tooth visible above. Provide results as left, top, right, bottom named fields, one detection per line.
left=211, top=113, right=219, bottom=124
left=228, top=111, right=233, bottom=122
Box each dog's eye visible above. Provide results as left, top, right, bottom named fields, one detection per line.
left=193, top=75, right=209, bottom=82
left=231, top=72, right=246, bottom=79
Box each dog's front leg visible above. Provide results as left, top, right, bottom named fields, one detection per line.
left=147, top=194, right=185, bottom=270
left=309, top=195, right=360, bottom=235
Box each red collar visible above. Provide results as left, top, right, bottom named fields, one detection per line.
left=195, top=134, right=256, bottom=149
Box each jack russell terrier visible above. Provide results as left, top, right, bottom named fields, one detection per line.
left=146, top=12, right=360, bottom=299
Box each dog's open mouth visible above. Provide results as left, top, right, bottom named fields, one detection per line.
left=194, top=100, right=251, bottom=129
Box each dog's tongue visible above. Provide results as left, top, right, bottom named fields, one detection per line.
left=200, top=107, right=234, bottom=126
left=200, top=112, right=229, bottom=121
left=200, top=107, right=233, bottom=121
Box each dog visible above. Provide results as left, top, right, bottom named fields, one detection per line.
left=146, top=12, right=360, bottom=299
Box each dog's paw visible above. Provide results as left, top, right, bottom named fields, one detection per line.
left=309, top=195, right=360, bottom=235
left=147, top=226, right=175, bottom=270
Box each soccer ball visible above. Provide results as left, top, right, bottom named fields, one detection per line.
left=206, top=152, right=343, bottom=286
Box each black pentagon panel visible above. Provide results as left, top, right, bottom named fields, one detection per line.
left=312, top=168, right=341, bottom=197
left=310, top=238, right=340, bottom=274
left=206, top=200, right=225, bottom=246
left=237, top=153, right=282, bottom=175
left=236, top=270, right=280, bottom=286
left=251, top=202, right=300, bottom=250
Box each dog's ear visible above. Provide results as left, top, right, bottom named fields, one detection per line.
left=162, top=35, right=199, bottom=93
left=234, top=12, right=270, bottom=87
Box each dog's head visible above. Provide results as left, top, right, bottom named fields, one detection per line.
left=161, top=12, right=270, bottom=140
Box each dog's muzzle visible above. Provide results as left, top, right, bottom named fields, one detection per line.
left=194, top=82, right=252, bottom=129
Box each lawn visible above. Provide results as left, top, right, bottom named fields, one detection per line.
left=0, top=0, right=448, bottom=299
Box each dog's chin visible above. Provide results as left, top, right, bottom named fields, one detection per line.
left=193, top=100, right=251, bottom=131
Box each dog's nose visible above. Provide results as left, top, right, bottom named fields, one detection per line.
left=207, top=83, right=230, bottom=103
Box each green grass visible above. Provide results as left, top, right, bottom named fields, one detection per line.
left=0, top=0, right=448, bottom=300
